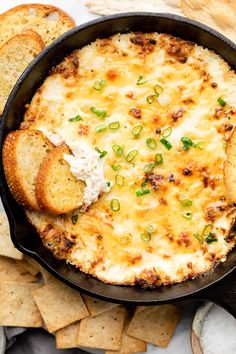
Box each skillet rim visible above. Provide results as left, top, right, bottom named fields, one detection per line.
left=0, top=12, right=236, bottom=304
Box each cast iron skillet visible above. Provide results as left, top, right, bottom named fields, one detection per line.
left=0, top=13, right=236, bottom=315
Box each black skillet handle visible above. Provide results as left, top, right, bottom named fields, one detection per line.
left=189, top=270, right=236, bottom=318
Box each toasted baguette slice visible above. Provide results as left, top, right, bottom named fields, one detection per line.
left=36, top=145, right=85, bottom=215
left=0, top=31, right=44, bottom=114
left=2, top=129, right=54, bottom=211
left=0, top=4, right=75, bottom=47
left=224, top=128, right=236, bottom=202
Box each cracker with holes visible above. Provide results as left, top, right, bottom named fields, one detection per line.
left=0, top=256, right=37, bottom=283
left=82, top=294, right=118, bottom=317
left=55, top=321, right=80, bottom=349
left=0, top=212, right=22, bottom=260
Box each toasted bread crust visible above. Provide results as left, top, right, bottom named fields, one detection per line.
left=0, top=4, right=75, bottom=47
left=2, top=130, right=54, bottom=211
left=36, top=145, right=84, bottom=215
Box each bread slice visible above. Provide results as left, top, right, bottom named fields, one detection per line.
left=36, top=145, right=85, bottom=215
left=0, top=30, right=44, bottom=114
left=224, top=129, right=236, bottom=202
left=2, top=129, right=54, bottom=211
left=0, top=4, right=75, bottom=47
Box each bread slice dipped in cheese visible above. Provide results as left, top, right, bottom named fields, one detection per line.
left=2, top=129, right=54, bottom=211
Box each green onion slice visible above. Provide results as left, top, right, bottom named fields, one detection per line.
left=90, top=106, right=107, bottom=119
left=110, top=199, right=120, bottom=212
left=136, top=76, right=147, bottom=85
left=217, top=97, right=226, bottom=107
left=115, top=174, right=125, bottom=186
left=71, top=214, right=78, bottom=225
left=126, top=150, right=138, bottom=163
left=146, top=138, right=157, bottom=150
left=141, top=232, right=151, bottom=242
left=205, top=233, right=217, bottom=244
left=141, top=179, right=148, bottom=188
left=93, top=79, right=106, bottom=91
left=95, top=124, right=107, bottom=133
left=182, top=211, right=193, bottom=219
left=155, top=153, right=163, bottom=165
left=144, top=162, right=155, bottom=173
left=108, top=121, right=120, bottom=130
left=194, top=233, right=204, bottom=244
left=147, top=95, right=156, bottom=104
left=162, top=126, right=172, bottom=138
left=136, top=189, right=150, bottom=197
left=69, top=114, right=83, bottom=122
left=145, top=225, right=155, bottom=233
left=181, top=136, right=196, bottom=151
left=154, top=84, right=163, bottom=96
left=118, top=234, right=131, bottom=245
left=112, top=144, right=123, bottom=157
left=160, top=138, right=172, bottom=150
left=95, top=147, right=107, bottom=158
left=202, top=224, right=213, bottom=236
left=132, top=125, right=143, bottom=137
left=180, top=197, right=192, bottom=207
left=111, top=164, right=121, bottom=171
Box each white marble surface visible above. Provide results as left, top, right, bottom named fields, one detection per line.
left=0, top=1, right=199, bottom=353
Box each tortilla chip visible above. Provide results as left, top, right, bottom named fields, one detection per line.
left=55, top=321, right=80, bottom=349
left=106, top=311, right=147, bottom=354
left=181, top=0, right=236, bottom=43
left=0, top=282, right=42, bottom=327
left=82, top=294, right=118, bottom=317
left=32, top=278, right=88, bottom=333
left=127, top=305, right=181, bottom=348
left=0, top=256, right=36, bottom=282
left=0, top=212, right=22, bottom=260
left=77, top=306, right=126, bottom=350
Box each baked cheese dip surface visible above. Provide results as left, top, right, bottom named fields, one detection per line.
left=23, top=32, right=236, bottom=286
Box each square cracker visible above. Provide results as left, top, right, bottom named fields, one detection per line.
left=39, top=265, right=55, bottom=283
left=77, top=306, right=126, bottom=350
left=82, top=294, right=118, bottom=317
left=16, top=258, right=39, bottom=277
left=106, top=311, right=147, bottom=354
left=55, top=321, right=80, bottom=349
left=127, top=305, right=181, bottom=348
left=0, top=256, right=36, bottom=282
left=0, top=212, right=22, bottom=260
left=32, top=278, right=88, bottom=333
left=0, top=282, right=42, bottom=327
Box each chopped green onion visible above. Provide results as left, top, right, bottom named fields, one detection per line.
left=217, top=97, right=226, bottom=107
left=90, top=106, right=107, bottom=119
left=181, top=136, right=196, bottom=151
left=147, top=95, right=156, bottom=104
left=196, top=141, right=205, bottom=150
left=126, top=150, right=138, bottom=163
left=180, top=197, right=192, bottom=207
left=109, top=121, right=120, bottom=130
left=71, top=214, right=78, bottom=225
left=110, top=199, right=120, bottom=212
left=160, top=138, right=172, bottom=150
left=155, top=153, right=164, bottom=165
left=205, top=233, right=217, bottom=244
left=69, top=114, right=83, bottom=122
left=144, top=162, right=155, bottom=173
left=106, top=181, right=111, bottom=187
left=118, top=234, right=131, bottom=245
left=162, top=126, right=172, bottom=138
left=132, top=125, right=143, bottom=137
left=115, top=174, right=125, bottom=186
left=136, top=189, right=150, bottom=197
left=95, top=124, right=107, bottom=133
left=111, top=164, right=121, bottom=171
left=228, top=116, right=231, bottom=120
left=141, top=232, right=151, bottom=242
left=136, top=76, right=147, bottom=85
left=93, top=79, right=106, bottom=91
left=112, top=144, right=123, bottom=157
left=194, top=233, right=204, bottom=244
left=154, top=84, right=163, bottom=96
left=202, top=224, right=213, bottom=236
left=146, top=138, right=157, bottom=150
left=182, top=211, right=193, bottom=219
left=141, top=179, right=148, bottom=188
left=146, top=225, right=155, bottom=233
left=95, top=147, right=107, bottom=158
